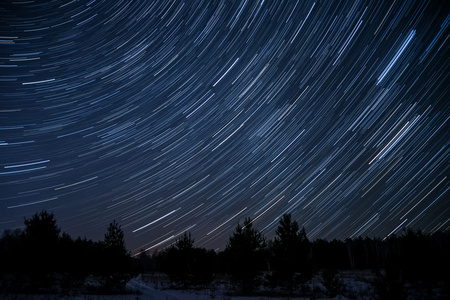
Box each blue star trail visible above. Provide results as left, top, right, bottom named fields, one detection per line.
left=1, top=0, right=449, bottom=254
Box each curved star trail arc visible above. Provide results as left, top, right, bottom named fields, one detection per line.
left=1, top=0, right=449, bottom=254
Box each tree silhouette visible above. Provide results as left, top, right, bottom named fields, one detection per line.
left=159, top=232, right=215, bottom=287
left=225, top=218, right=266, bottom=294
left=0, top=209, right=448, bottom=297
left=103, top=220, right=130, bottom=269
left=104, top=220, right=127, bottom=256
left=24, top=210, right=60, bottom=247
left=269, top=213, right=312, bottom=294
left=22, top=210, right=61, bottom=290
left=99, top=220, right=131, bottom=292
left=23, top=210, right=60, bottom=267
left=0, top=229, right=24, bottom=274
left=160, top=232, right=195, bottom=287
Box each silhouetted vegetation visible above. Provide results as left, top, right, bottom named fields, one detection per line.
left=267, top=213, right=312, bottom=295
left=1, top=210, right=449, bottom=298
left=157, top=232, right=216, bottom=288
left=223, top=217, right=267, bottom=294
left=0, top=211, right=131, bottom=294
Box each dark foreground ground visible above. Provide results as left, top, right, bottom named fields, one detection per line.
left=1, top=270, right=448, bottom=300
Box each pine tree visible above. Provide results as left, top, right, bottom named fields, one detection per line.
left=175, top=231, right=194, bottom=251
left=225, top=218, right=267, bottom=294
left=22, top=210, right=61, bottom=290
left=24, top=210, right=60, bottom=247
left=100, top=220, right=131, bottom=292
left=103, top=220, right=128, bottom=259
left=104, top=220, right=127, bottom=255
left=160, top=232, right=215, bottom=287
left=270, top=213, right=312, bottom=294
left=160, top=232, right=195, bottom=287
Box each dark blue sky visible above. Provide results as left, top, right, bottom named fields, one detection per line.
left=1, top=0, right=449, bottom=254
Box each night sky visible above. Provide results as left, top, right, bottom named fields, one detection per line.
left=1, top=0, right=449, bottom=255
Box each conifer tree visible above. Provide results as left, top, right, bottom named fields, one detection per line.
left=225, top=218, right=266, bottom=294
left=104, top=220, right=127, bottom=256
left=270, top=213, right=312, bottom=294
left=22, top=210, right=61, bottom=289
left=100, top=220, right=131, bottom=292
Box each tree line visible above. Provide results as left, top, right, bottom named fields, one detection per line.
left=0, top=210, right=449, bottom=298
left=0, top=211, right=131, bottom=294
left=140, top=214, right=449, bottom=297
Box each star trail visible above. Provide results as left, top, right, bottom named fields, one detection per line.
left=1, top=0, right=449, bottom=255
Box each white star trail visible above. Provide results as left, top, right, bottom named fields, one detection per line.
left=1, top=0, right=448, bottom=254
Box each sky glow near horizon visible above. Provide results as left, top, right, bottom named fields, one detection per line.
left=1, top=0, right=449, bottom=254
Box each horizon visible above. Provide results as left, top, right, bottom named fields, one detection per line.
left=3, top=209, right=445, bottom=257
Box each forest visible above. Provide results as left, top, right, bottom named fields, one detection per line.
left=0, top=210, right=449, bottom=299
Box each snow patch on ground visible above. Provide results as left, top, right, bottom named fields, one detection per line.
left=2, top=270, right=447, bottom=299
